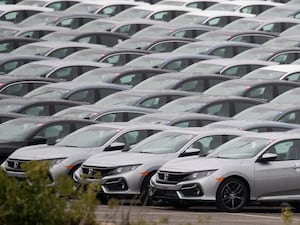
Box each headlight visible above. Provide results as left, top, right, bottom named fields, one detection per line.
left=108, top=164, right=141, bottom=176
left=47, top=158, right=67, bottom=166
left=184, top=170, right=217, bottom=180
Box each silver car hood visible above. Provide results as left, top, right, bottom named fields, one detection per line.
left=84, top=151, right=173, bottom=167
left=161, top=157, right=237, bottom=172
left=9, top=145, right=101, bottom=160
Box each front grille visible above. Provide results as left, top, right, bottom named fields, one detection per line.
left=6, top=159, right=30, bottom=172
left=152, top=189, right=178, bottom=200
left=156, top=171, right=190, bottom=184
left=81, top=165, right=115, bottom=179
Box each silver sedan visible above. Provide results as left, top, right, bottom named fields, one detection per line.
left=150, top=132, right=300, bottom=212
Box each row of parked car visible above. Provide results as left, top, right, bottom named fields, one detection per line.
left=0, top=0, right=300, bottom=213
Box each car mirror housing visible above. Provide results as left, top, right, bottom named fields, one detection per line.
left=104, top=142, right=126, bottom=151
left=258, top=153, right=278, bottom=163
left=179, top=147, right=200, bottom=157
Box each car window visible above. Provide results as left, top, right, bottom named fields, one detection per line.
left=21, top=105, right=50, bottom=116
left=0, top=83, right=29, bottom=96
left=114, top=74, right=143, bottom=86
left=201, top=103, right=230, bottom=117
left=35, top=124, right=70, bottom=140
left=114, top=130, right=148, bottom=148
left=278, top=111, right=300, bottom=124
left=139, top=96, right=168, bottom=109
left=177, top=79, right=205, bottom=92
left=97, top=113, right=123, bottom=122
left=286, top=73, right=300, bottom=82
left=245, top=85, right=274, bottom=101
left=68, top=89, right=95, bottom=103
left=0, top=60, right=23, bottom=74
left=265, top=140, right=300, bottom=161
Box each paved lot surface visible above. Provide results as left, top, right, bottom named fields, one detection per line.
left=95, top=204, right=300, bottom=225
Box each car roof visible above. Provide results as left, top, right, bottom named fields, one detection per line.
left=0, top=97, right=83, bottom=105
left=253, top=64, right=300, bottom=73
left=14, top=40, right=106, bottom=49
left=206, top=119, right=300, bottom=130
left=22, top=59, right=111, bottom=68
left=33, top=81, right=130, bottom=91
left=196, top=58, right=277, bottom=67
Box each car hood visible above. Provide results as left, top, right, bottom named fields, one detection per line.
left=161, top=157, right=239, bottom=172
left=8, top=145, right=101, bottom=160
left=84, top=151, right=174, bottom=167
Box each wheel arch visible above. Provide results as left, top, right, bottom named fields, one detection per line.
left=217, top=175, right=251, bottom=200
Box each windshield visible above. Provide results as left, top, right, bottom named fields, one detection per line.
left=182, top=63, right=224, bottom=73
left=134, top=76, right=180, bottom=90
left=173, top=43, right=211, bottom=54
left=24, top=87, right=69, bottom=99
left=74, top=70, right=117, bottom=82
left=223, top=20, right=260, bottom=31
left=114, top=39, right=153, bottom=49
left=132, top=131, right=195, bottom=154
left=263, top=38, right=299, bottom=48
left=208, top=136, right=271, bottom=159
left=234, top=107, right=283, bottom=120
left=271, top=89, right=300, bottom=104
left=160, top=99, right=205, bottom=113
left=208, top=3, right=240, bottom=12
left=0, top=103, right=23, bottom=113
left=133, top=27, right=172, bottom=38
left=8, top=64, right=54, bottom=77
left=0, top=27, right=19, bottom=37
left=18, top=0, right=45, bottom=7
left=20, top=14, right=59, bottom=26
left=197, top=32, right=231, bottom=41
left=170, top=14, right=207, bottom=25
left=42, top=33, right=76, bottom=41
left=12, top=45, right=52, bottom=57
left=0, top=120, right=40, bottom=141
left=204, top=82, right=247, bottom=96
left=54, top=108, right=92, bottom=119
left=79, top=21, right=116, bottom=32
left=114, top=8, right=152, bottom=20
left=95, top=93, right=140, bottom=107
left=234, top=49, right=274, bottom=60
left=258, top=8, right=293, bottom=18
left=126, top=57, right=165, bottom=68
left=66, top=3, right=101, bottom=13
left=243, top=69, right=285, bottom=80
left=57, top=126, right=120, bottom=147
left=66, top=50, right=102, bottom=61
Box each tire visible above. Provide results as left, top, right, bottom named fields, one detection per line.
left=139, top=172, right=156, bottom=206
left=289, top=202, right=300, bottom=212
left=216, top=177, right=248, bottom=213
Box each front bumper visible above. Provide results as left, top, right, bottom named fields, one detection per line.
left=149, top=175, right=218, bottom=202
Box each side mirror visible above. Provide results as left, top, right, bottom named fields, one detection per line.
left=28, top=136, right=47, bottom=145
left=258, top=153, right=278, bottom=163
left=179, top=147, right=200, bottom=157
left=46, top=137, right=59, bottom=145
left=104, top=142, right=126, bottom=151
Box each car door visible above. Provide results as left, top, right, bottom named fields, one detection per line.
left=254, top=139, right=300, bottom=199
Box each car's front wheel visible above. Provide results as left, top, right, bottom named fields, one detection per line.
left=216, top=177, right=248, bottom=213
